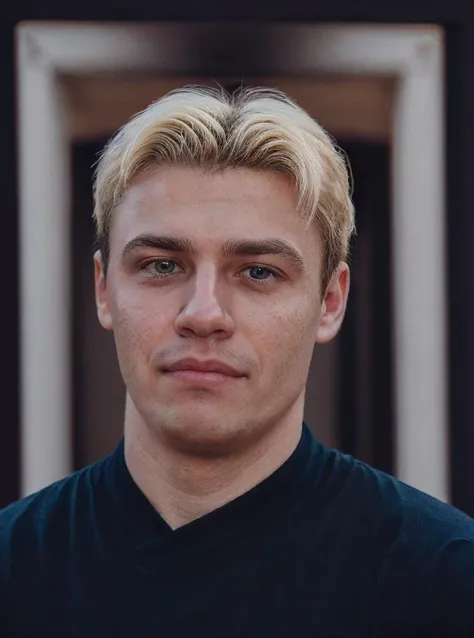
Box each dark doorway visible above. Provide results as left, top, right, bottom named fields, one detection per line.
left=337, top=140, right=394, bottom=475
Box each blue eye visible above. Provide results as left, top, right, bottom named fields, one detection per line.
left=243, top=266, right=280, bottom=283
left=143, top=259, right=183, bottom=278
left=153, top=259, right=178, bottom=275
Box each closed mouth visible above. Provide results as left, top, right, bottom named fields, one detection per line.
left=162, top=358, right=245, bottom=378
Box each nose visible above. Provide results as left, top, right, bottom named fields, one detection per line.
left=174, top=266, right=235, bottom=340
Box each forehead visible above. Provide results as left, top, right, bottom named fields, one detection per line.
left=110, top=166, right=320, bottom=255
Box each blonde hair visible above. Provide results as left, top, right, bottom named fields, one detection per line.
left=93, top=85, right=355, bottom=289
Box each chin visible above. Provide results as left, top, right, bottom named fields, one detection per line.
left=150, top=406, right=255, bottom=457
left=165, top=424, right=247, bottom=458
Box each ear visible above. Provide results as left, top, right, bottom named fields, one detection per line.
left=315, top=262, right=350, bottom=344
left=94, top=250, right=113, bottom=331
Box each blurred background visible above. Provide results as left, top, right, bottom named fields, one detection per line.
left=1, top=8, right=474, bottom=517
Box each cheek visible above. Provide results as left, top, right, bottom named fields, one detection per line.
left=248, top=296, right=318, bottom=380
left=109, top=286, right=173, bottom=360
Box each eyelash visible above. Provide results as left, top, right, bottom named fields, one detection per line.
left=140, top=259, right=283, bottom=285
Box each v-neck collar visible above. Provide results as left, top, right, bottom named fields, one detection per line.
left=103, top=423, right=318, bottom=571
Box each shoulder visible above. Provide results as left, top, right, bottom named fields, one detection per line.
left=315, top=445, right=474, bottom=634
left=309, top=443, right=474, bottom=583
left=315, top=446, right=474, bottom=634
left=0, top=457, right=106, bottom=559
left=314, top=444, right=474, bottom=546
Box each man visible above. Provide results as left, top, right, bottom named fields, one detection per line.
left=1, top=86, right=473, bottom=638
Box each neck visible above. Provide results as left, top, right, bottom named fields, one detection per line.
left=123, top=397, right=304, bottom=530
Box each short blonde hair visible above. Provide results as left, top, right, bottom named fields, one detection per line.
left=93, top=85, right=355, bottom=289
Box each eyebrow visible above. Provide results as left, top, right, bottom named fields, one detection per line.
left=121, top=233, right=305, bottom=271
left=122, top=234, right=194, bottom=262
left=221, top=238, right=305, bottom=271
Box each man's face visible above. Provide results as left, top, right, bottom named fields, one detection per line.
left=95, top=166, right=349, bottom=454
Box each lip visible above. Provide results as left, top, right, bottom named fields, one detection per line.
left=162, top=358, right=245, bottom=378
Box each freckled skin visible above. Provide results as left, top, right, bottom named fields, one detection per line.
left=94, top=166, right=349, bottom=457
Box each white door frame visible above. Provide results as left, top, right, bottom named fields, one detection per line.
left=16, top=22, right=447, bottom=500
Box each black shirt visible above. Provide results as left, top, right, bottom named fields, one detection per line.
left=1, top=424, right=474, bottom=638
